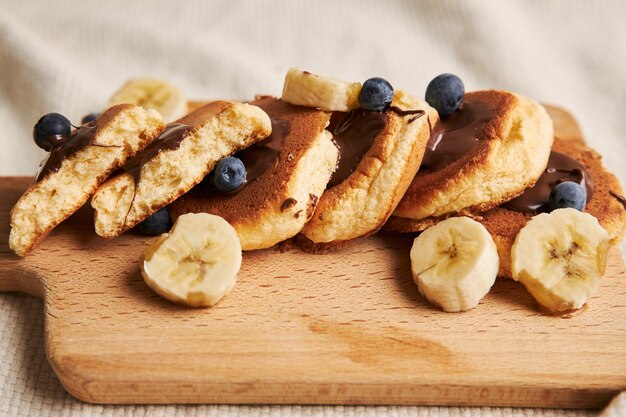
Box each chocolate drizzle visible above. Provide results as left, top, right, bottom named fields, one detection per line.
left=36, top=123, right=111, bottom=182
left=505, top=151, right=594, bottom=213
left=388, top=106, right=425, bottom=123
left=610, top=191, right=626, bottom=210
left=420, top=100, right=494, bottom=171
left=217, top=104, right=422, bottom=194
left=327, top=109, right=387, bottom=187
left=237, top=117, right=290, bottom=184
left=281, top=198, right=297, bottom=211
left=325, top=106, right=424, bottom=187
left=122, top=123, right=192, bottom=183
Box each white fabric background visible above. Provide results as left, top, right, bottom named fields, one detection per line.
left=0, top=1, right=624, bottom=416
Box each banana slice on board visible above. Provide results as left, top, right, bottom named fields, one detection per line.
left=512, top=208, right=609, bottom=313
left=410, top=217, right=499, bottom=312
left=141, top=213, right=242, bottom=308
left=109, top=77, right=188, bottom=122
left=281, top=67, right=361, bottom=112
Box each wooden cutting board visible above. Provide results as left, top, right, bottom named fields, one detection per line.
left=0, top=106, right=624, bottom=409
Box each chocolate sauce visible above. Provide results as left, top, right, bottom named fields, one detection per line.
left=229, top=105, right=421, bottom=192
left=388, top=106, right=425, bottom=123
left=420, top=100, right=494, bottom=171
left=610, top=191, right=626, bottom=210
left=281, top=198, right=297, bottom=211
left=327, top=109, right=387, bottom=187
left=237, top=117, right=290, bottom=184
left=122, top=123, right=192, bottom=183
left=36, top=123, right=100, bottom=181
left=505, top=151, right=594, bottom=213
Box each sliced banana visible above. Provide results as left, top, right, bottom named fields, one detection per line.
left=141, top=213, right=242, bottom=308
left=109, top=77, right=188, bottom=122
left=511, top=208, right=609, bottom=313
left=281, top=68, right=361, bottom=112
left=410, top=217, right=499, bottom=312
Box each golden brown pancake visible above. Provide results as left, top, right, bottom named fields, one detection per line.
left=9, top=104, right=164, bottom=256
left=393, top=90, right=553, bottom=224
left=386, top=137, right=626, bottom=278
left=169, top=96, right=338, bottom=250
left=91, top=101, right=271, bottom=238
left=299, top=91, right=436, bottom=248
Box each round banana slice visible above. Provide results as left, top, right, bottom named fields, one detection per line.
left=109, top=77, right=188, bottom=122
left=281, top=67, right=361, bottom=111
left=410, top=217, right=499, bottom=312
left=512, top=208, right=609, bottom=313
left=141, top=213, right=242, bottom=308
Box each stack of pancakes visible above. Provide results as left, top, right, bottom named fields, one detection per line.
left=173, top=90, right=626, bottom=279
left=173, top=91, right=437, bottom=251
left=384, top=92, right=626, bottom=278
left=11, top=75, right=626, bottom=281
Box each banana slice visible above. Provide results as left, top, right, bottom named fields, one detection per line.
left=141, top=213, right=242, bottom=308
left=281, top=68, right=361, bottom=112
left=109, top=77, right=188, bottom=122
left=511, top=208, right=609, bottom=313
left=410, top=217, right=499, bottom=312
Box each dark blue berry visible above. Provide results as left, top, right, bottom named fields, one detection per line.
left=81, top=112, right=100, bottom=124
left=137, top=207, right=172, bottom=235
left=548, top=181, right=586, bottom=212
left=425, top=74, right=465, bottom=117
left=213, top=156, right=246, bottom=193
left=33, top=113, right=71, bottom=151
left=358, top=77, right=394, bottom=112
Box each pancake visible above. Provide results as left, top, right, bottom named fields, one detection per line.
left=393, top=90, right=554, bottom=224
left=386, top=137, right=626, bottom=278
left=9, top=104, right=165, bottom=256
left=91, top=101, right=271, bottom=238
left=299, top=91, right=437, bottom=247
left=169, top=96, right=338, bottom=250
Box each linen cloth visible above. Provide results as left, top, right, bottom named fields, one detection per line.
left=0, top=1, right=624, bottom=416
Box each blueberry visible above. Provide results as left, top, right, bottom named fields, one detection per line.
left=33, top=113, right=71, bottom=151
left=425, top=74, right=465, bottom=116
left=137, top=207, right=172, bottom=235
left=81, top=112, right=100, bottom=124
left=213, top=156, right=246, bottom=193
left=358, top=77, right=394, bottom=112
left=549, top=181, right=586, bottom=212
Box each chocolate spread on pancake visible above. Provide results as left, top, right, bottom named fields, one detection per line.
left=326, top=106, right=424, bottom=187
left=388, top=106, right=425, bottom=123
left=281, top=198, right=297, bottom=211
left=610, top=191, right=626, bottom=210
left=420, top=100, right=494, bottom=171
left=36, top=123, right=102, bottom=182
left=122, top=123, right=192, bottom=184
left=237, top=117, right=290, bottom=184
left=505, top=151, right=594, bottom=213
left=327, top=109, right=387, bottom=187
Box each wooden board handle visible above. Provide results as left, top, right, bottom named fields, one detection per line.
left=0, top=258, right=43, bottom=298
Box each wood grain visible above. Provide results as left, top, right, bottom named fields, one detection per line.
left=0, top=106, right=625, bottom=408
